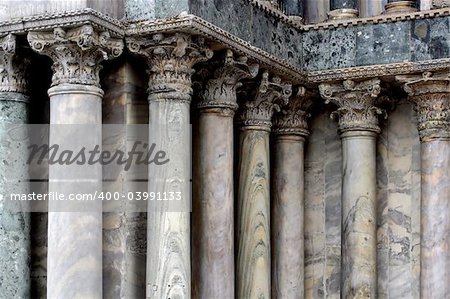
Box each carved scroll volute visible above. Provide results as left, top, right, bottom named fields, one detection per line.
left=197, top=49, right=259, bottom=115
left=239, top=71, right=292, bottom=131
left=273, top=86, right=314, bottom=137
left=397, top=71, right=450, bottom=141
left=0, top=34, right=29, bottom=93
left=27, top=25, right=123, bottom=87
left=126, top=33, right=213, bottom=102
left=319, top=79, right=383, bottom=134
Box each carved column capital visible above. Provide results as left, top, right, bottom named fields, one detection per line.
left=197, top=50, right=259, bottom=116
left=0, top=34, right=29, bottom=94
left=239, top=72, right=292, bottom=131
left=126, top=33, right=213, bottom=103
left=27, top=25, right=123, bottom=87
left=397, top=71, right=450, bottom=141
left=319, top=79, right=382, bottom=134
left=273, top=86, right=313, bottom=137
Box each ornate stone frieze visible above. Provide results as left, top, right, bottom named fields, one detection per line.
left=239, top=71, right=292, bottom=130
left=397, top=71, right=450, bottom=140
left=197, top=49, right=259, bottom=114
left=273, top=86, right=314, bottom=136
left=126, top=33, right=213, bottom=102
left=319, top=79, right=383, bottom=133
left=0, top=34, right=28, bottom=93
left=27, top=25, right=123, bottom=87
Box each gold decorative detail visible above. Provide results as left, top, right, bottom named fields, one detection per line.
left=198, top=49, right=259, bottom=114
left=239, top=71, right=292, bottom=130
left=126, top=33, right=213, bottom=103
left=27, top=25, right=123, bottom=87
left=384, top=1, right=418, bottom=14
left=397, top=71, right=450, bottom=140
left=319, top=79, right=383, bottom=133
left=0, top=34, right=29, bottom=93
left=273, top=86, right=314, bottom=136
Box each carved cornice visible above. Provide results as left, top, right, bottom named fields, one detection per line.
left=127, top=33, right=213, bottom=103
left=239, top=71, right=292, bottom=130
left=0, top=34, right=28, bottom=93
left=28, top=25, right=123, bottom=87
left=396, top=71, right=450, bottom=140
left=273, top=86, right=313, bottom=136
left=197, top=49, right=259, bottom=114
left=319, top=79, right=383, bottom=133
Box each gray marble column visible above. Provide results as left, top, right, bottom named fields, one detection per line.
left=304, top=0, right=330, bottom=24
left=237, top=72, right=291, bottom=299
left=319, top=79, right=382, bottom=298
left=280, top=0, right=304, bottom=23
left=397, top=71, right=450, bottom=299
left=192, top=50, right=258, bottom=298
left=385, top=0, right=417, bottom=13
left=359, top=0, right=387, bottom=17
left=126, top=33, right=212, bottom=299
left=28, top=25, right=123, bottom=299
left=329, top=0, right=358, bottom=20
left=0, top=34, right=30, bottom=299
left=271, top=87, right=311, bottom=299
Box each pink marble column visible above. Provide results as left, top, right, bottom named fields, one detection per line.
left=397, top=71, right=450, bottom=298
left=271, top=87, right=312, bottom=299
left=237, top=72, right=291, bottom=299
left=320, top=79, right=382, bottom=298
left=192, top=50, right=258, bottom=298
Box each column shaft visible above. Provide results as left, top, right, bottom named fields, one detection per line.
left=359, top=0, right=387, bottom=17
left=341, top=131, right=377, bottom=297
left=271, top=135, right=305, bottom=298
left=237, top=128, right=271, bottom=298
left=421, top=140, right=450, bottom=298
left=193, top=111, right=234, bottom=298
left=304, top=0, right=329, bottom=24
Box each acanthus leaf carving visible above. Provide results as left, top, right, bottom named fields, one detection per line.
left=27, top=25, right=124, bottom=87
left=273, top=86, right=314, bottom=136
left=396, top=71, right=450, bottom=140
left=239, top=71, right=292, bottom=130
left=126, top=33, right=213, bottom=103
left=197, top=49, right=259, bottom=114
left=0, top=34, right=29, bottom=94
left=319, top=78, right=383, bottom=133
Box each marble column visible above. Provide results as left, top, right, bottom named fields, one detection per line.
left=126, top=33, right=212, bottom=299
left=421, top=0, right=432, bottom=10
left=359, top=0, right=387, bottom=17
left=319, top=79, right=382, bottom=298
left=271, top=87, right=312, bottom=299
left=280, top=0, right=304, bottom=23
left=396, top=71, right=450, bottom=298
left=0, top=34, right=30, bottom=299
left=304, top=0, right=329, bottom=24
left=237, top=72, right=291, bottom=299
left=192, top=50, right=258, bottom=298
left=329, top=0, right=358, bottom=20
left=385, top=0, right=417, bottom=14
left=28, top=25, right=123, bottom=298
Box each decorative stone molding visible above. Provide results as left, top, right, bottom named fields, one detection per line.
left=319, top=79, right=383, bottom=133
left=328, top=9, right=358, bottom=20
left=239, top=71, right=292, bottom=130
left=27, top=24, right=123, bottom=87
left=396, top=71, right=450, bottom=140
left=384, top=1, right=418, bottom=14
left=273, top=86, right=313, bottom=136
left=0, top=34, right=28, bottom=93
left=197, top=49, right=259, bottom=115
left=126, top=33, right=213, bottom=103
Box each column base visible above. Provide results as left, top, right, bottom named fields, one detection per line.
left=433, top=0, right=450, bottom=8
left=384, top=1, right=418, bottom=14
left=328, top=9, right=358, bottom=20
left=288, top=16, right=304, bottom=25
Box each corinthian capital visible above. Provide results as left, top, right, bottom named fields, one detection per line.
left=319, top=79, right=382, bottom=133
left=0, top=34, right=29, bottom=93
left=126, top=33, right=213, bottom=102
left=198, top=50, right=259, bottom=114
left=27, top=25, right=123, bottom=87
left=397, top=71, right=450, bottom=140
left=239, top=72, right=292, bottom=130
left=273, top=86, right=313, bottom=136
